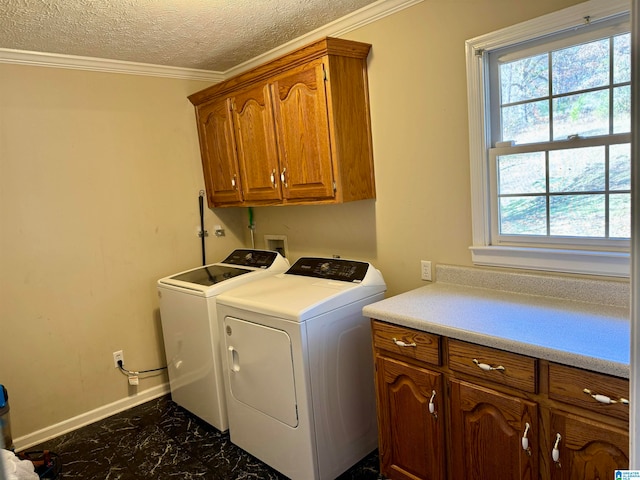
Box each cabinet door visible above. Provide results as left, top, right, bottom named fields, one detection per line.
left=271, top=61, right=335, bottom=201
left=375, top=355, right=445, bottom=480
left=549, top=410, right=628, bottom=480
left=196, top=97, right=243, bottom=206
left=449, top=379, right=538, bottom=480
left=231, top=83, right=281, bottom=203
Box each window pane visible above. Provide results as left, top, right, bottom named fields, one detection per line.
left=549, top=194, right=605, bottom=236
left=609, top=143, right=631, bottom=191
left=549, top=146, right=605, bottom=192
left=613, top=85, right=631, bottom=133
left=552, top=90, right=609, bottom=140
left=501, top=100, right=549, bottom=143
left=499, top=196, right=547, bottom=235
left=609, top=193, right=630, bottom=238
left=613, top=33, right=631, bottom=84
left=500, top=53, right=549, bottom=103
left=497, top=152, right=546, bottom=194
left=552, top=38, right=609, bottom=94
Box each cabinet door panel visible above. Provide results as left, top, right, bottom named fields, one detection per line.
left=232, top=83, right=281, bottom=203
left=271, top=62, right=335, bottom=201
left=376, top=355, right=445, bottom=480
left=549, top=410, right=628, bottom=480
left=449, top=379, right=538, bottom=480
left=197, top=98, right=243, bottom=206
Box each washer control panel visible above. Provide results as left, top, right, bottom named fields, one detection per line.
left=221, top=249, right=279, bottom=268
left=286, top=257, right=369, bottom=282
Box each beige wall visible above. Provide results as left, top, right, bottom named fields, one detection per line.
left=2, top=0, right=585, bottom=442
left=0, top=65, right=246, bottom=439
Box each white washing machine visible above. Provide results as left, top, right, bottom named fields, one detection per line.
left=157, top=249, right=289, bottom=431
left=216, top=257, right=386, bottom=480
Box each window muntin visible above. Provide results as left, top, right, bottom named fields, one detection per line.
left=488, top=24, right=630, bottom=252
left=496, top=32, right=630, bottom=145
left=490, top=136, right=631, bottom=246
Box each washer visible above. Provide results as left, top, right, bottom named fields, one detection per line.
left=216, top=257, right=386, bottom=480
left=157, top=249, right=289, bottom=431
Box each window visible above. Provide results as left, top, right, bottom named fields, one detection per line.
left=466, top=0, right=631, bottom=277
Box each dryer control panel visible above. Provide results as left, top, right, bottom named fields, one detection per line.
left=286, top=258, right=369, bottom=282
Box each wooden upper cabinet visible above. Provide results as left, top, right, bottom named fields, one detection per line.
left=195, top=97, right=243, bottom=206
left=231, top=83, right=281, bottom=203
left=188, top=37, right=375, bottom=208
left=271, top=60, right=334, bottom=201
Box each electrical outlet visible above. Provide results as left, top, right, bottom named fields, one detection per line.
left=113, top=350, right=124, bottom=368
left=421, top=260, right=432, bottom=281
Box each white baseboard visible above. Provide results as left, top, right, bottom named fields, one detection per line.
left=13, top=383, right=170, bottom=451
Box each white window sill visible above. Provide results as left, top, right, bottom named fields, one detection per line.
left=469, top=245, right=630, bottom=278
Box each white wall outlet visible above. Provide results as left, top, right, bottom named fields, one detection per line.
left=421, top=260, right=432, bottom=281
left=113, top=350, right=124, bottom=368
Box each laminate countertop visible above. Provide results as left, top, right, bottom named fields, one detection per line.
left=363, top=265, right=630, bottom=379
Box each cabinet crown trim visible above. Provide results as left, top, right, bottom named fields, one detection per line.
left=188, top=37, right=371, bottom=106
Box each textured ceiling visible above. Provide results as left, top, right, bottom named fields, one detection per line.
left=0, top=0, right=380, bottom=72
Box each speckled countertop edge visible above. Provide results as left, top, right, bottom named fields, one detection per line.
left=364, top=265, right=630, bottom=378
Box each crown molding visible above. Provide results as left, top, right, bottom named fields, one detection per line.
left=0, top=0, right=422, bottom=81
left=223, top=0, right=424, bottom=78
left=0, top=48, right=225, bottom=82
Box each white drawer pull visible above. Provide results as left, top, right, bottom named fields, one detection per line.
left=429, top=390, right=438, bottom=419
left=583, top=388, right=629, bottom=405
left=392, top=338, right=416, bottom=348
left=473, top=358, right=505, bottom=372
left=552, top=433, right=562, bottom=465
left=521, top=422, right=531, bottom=454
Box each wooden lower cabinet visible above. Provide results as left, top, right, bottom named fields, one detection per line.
left=376, top=356, right=445, bottom=480
left=549, top=410, right=628, bottom=480
left=449, top=379, right=539, bottom=480
left=371, top=320, right=629, bottom=480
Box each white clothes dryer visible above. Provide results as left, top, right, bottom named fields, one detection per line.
left=216, top=257, right=386, bottom=480
left=157, top=249, right=289, bottom=431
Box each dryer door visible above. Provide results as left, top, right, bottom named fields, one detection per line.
left=223, top=317, right=298, bottom=427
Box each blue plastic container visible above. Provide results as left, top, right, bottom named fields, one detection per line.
left=0, top=385, right=13, bottom=450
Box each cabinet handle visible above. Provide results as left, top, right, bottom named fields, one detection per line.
left=428, top=390, right=438, bottom=419
left=270, top=169, right=277, bottom=188
left=392, top=337, right=416, bottom=348
left=231, top=174, right=237, bottom=190
left=552, top=433, right=562, bottom=466
left=473, top=358, right=505, bottom=372
left=521, top=422, right=531, bottom=455
left=583, top=388, right=629, bottom=405
left=280, top=168, right=288, bottom=188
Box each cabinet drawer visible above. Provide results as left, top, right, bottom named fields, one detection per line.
left=549, top=363, right=629, bottom=421
left=448, top=339, right=537, bottom=393
left=371, top=320, right=440, bottom=366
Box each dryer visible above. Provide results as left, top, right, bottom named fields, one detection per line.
left=157, top=249, right=289, bottom=431
left=216, top=257, right=386, bottom=480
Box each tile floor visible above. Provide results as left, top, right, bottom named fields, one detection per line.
left=26, top=395, right=385, bottom=479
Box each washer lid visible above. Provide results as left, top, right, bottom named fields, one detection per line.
left=168, top=265, right=250, bottom=286
left=157, top=249, right=290, bottom=296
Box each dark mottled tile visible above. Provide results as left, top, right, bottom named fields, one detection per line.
left=24, top=396, right=386, bottom=479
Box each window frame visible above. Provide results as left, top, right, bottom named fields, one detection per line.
left=466, top=0, right=631, bottom=277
